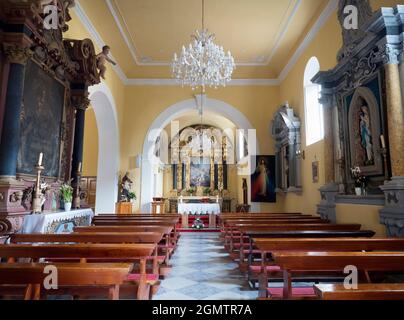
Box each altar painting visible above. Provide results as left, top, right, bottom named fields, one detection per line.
left=190, top=157, right=211, bottom=187
left=17, top=60, right=65, bottom=177
left=251, top=156, right=276, bottom=203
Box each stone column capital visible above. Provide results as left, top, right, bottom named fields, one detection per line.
left=2, top=43, right=33, bottom=65
left=379, top=43, right=401, bottom=65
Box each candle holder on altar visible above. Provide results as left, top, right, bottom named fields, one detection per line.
left=73, top=170, right=82, bottom=209
left=32, top=164, right=45, bottom=214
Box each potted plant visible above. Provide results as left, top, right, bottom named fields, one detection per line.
left=187, top=188, right=196, bottom=197
left=203, top=187, right=211, bottom=196
left=128, top=192, right=136, bottom=203
left=60, top=183, right=73, bottom=211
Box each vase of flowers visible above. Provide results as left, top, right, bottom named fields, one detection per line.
left=351, top=167, right=367, bottom=196
left=203, top=187, right=211, bottom=197
left=187, top=188, right=196, bottom=197
left=192, top=218, right=204, bottom=230
left=60, top=183, right=73, bottom=211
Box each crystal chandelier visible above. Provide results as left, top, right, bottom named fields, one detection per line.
left=172, top=0, right=235, bottom=90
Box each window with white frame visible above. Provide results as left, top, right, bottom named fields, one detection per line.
left=304, top=57, right=324, bottom=146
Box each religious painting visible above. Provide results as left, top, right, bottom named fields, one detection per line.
left=344, top=73, right=384, bottom=176
left=251, top=156, right=276, bottom=203
left=312, top=161, right=319, bottom=183
left=55, top=221, right=75, bottom=234
left=17, top=60, right=65, bottom=177
left=190, top=157, right=211, bottom=188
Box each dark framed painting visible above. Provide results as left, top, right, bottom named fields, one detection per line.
left=190, top=157, right=211, bottom=187
left=17, top=59, right=66, bottom=178
left=251, top=155, right=276, bottom=203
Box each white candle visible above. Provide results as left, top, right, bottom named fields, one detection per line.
left=380, top=135, right=386, bottom=149
left=78, top=162, right=82, bottom=172
left=38, top=152, right=43, bottom=166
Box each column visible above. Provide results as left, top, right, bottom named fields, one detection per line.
left=71, top=95, right=90, bottom=184
left=172, top=164, right=177, bottom=190
left=317, top=91, right=338, bottom=223
left=385, top=63, right=404, bottom=176
left=0, top=44, right=32, bottom=177
left=223, top=161, right=228, bottom=190
left=380, top=58, right=404, bottom=237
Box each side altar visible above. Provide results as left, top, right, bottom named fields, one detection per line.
left=21, top=209, right=93, bottom=234
left=0, top=0, right=101, bottom=242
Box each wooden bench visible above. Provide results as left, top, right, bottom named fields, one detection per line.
left=226, top=224, right=363, bottom=254
left=0, top=263, right=132, bottom=300
left=253, top=238, right=404, bottom=298
left=0, top=243, right=156, bottom=300
left=314, top=283, right=404, bottom=300
left=272, top=251, right=404, bottom=299
left=10, top=232, right=172, bottom=278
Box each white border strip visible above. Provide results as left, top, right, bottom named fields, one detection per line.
left=126, top=78, right=280, bottom=86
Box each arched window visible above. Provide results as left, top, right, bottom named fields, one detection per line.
left=304, top=57, right=324, bottom=146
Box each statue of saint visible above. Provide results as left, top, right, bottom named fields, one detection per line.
left=359, top=103, right=374, bottom=164
left=120, top=172, right=133, bottom=202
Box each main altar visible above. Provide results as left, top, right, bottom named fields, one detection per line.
left=166, top=125, right=233, bottom=218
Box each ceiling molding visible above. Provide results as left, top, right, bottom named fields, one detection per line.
left=265, top=0, right=302, bottom=66
left=74, top=0, right=338, bottom=87
left=105, top=0, right=303, bottom=67
left=278, top=0, right=338, bottom=82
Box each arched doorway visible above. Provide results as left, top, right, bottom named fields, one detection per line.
left=88, top=82, right=120, bottom=214
left=140, top=97, right=261, bottom=213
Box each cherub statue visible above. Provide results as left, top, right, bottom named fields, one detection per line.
left=96, top=45, right=117, bottom=80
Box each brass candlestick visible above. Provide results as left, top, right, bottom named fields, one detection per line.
left=32, top=164, right=45, bottom=214
left=73, top=170, right=82, bottom=209
left=380, top=148, right=389, bottom=181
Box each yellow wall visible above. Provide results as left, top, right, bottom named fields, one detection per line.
left=71, top=0, right=398, bottom=235
left=82, top=107, right=98, bottom=176
left=121, top=86, right=282, bottom=212
left=276, top=0, right=397, bottom=228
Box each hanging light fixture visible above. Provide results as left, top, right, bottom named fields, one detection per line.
left=172, top=0, right=236, bottom=90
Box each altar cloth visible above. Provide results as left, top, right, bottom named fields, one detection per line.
left=21, top=209, right=94, bottom=234
left=178, top=203, right=221, bottom=215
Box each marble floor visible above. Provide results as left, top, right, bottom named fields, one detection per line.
left=153, top=232, right=259, bottom=300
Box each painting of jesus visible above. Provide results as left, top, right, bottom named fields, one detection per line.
left=251, top=156, right=276, bottom=203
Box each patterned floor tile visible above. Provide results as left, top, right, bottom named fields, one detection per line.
left=154, top=232, right=257, bottom=300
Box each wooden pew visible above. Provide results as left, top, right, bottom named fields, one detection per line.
left=0, top=243, right=156, bottom=300
left=272, top=251, right=404, bottom=299
left=253, top=238, right=404, bottom=298
left=314, top=284, right=404, bottom=300
left=10, top=232, right=172, bottom=279
left=74, top=225, right=179, bottom=261
left=226, top=224, right=363, bottom=254
left=0, top=263, right=132, bottom=300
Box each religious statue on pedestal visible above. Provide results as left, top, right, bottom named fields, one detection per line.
left=119, top=172, right=133, bottom=202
